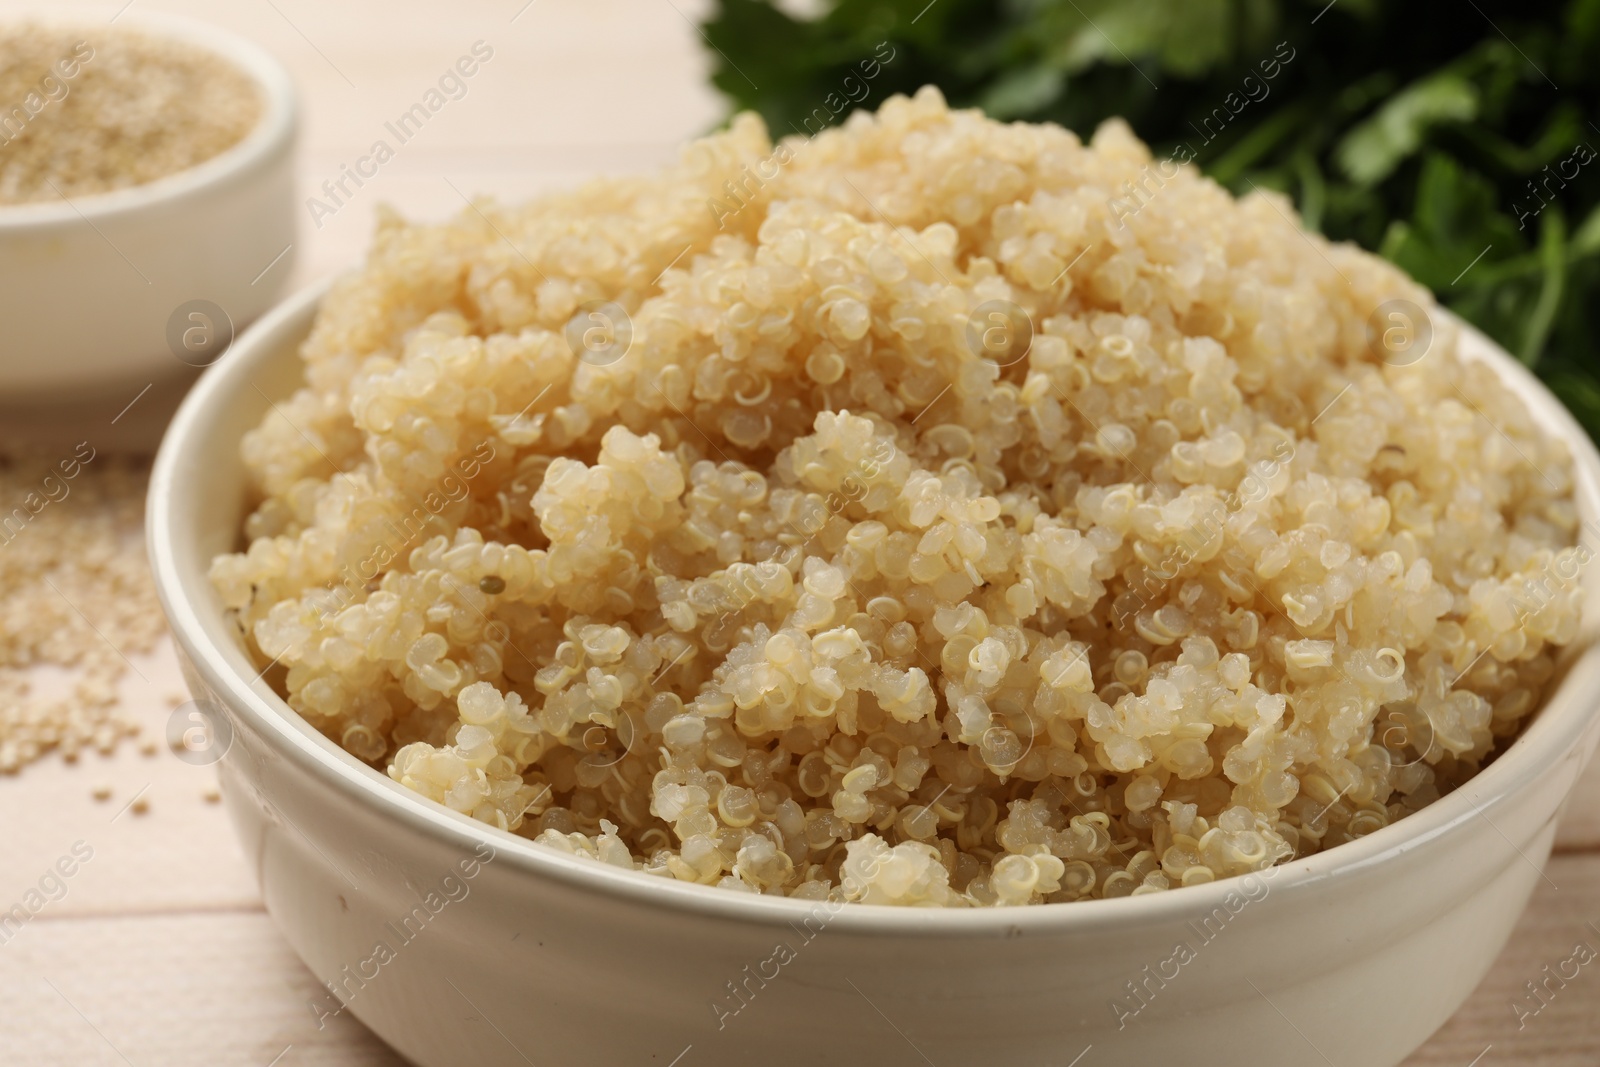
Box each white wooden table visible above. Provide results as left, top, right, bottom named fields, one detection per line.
left=0, top=1, right=1596, bottom=1063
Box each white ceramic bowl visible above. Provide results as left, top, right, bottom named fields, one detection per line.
left=149, top=283, right=1600, bottom=1067
left=0, top=10, right=297, bottom=397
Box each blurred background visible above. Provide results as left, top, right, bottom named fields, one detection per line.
left=0, top=1, right=1597, bottom=1064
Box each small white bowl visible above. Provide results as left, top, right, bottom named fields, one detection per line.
left=0, top=10, right=297, bottom=397
left=149, top=284, right=1600, bottom=1067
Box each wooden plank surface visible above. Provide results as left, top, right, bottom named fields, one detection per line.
left=0, top=0, right=1596, bottom=1063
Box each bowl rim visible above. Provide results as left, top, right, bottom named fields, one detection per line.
left=149, top=277, right=1600, bottom=936
left=0, top=7, right=297, bottom=229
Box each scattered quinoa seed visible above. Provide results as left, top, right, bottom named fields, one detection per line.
left=91, top=782, right=112, bottom=801
left=478, top=575, right=506, bottom=595
left=0, top=456, right=160, bottom=773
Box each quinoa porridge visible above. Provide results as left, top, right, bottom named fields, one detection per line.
left=210, top=88, right=1584, bottom=906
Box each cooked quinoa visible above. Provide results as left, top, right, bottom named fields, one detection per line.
left=0, top=24, right=260, bottom=204
left=211, top=88, right=1585, bottom=906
